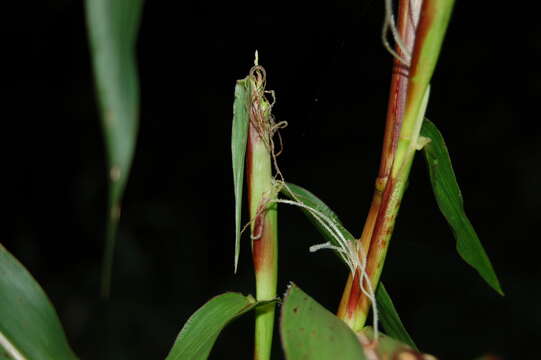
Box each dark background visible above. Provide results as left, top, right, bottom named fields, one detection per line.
left=5, top=1, right=539, bottom=359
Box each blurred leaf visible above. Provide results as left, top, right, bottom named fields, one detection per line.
left=0, top=244, right=78, bottom=360
left=165, top=292, right=270, bottom=360
left=421, top=119, right=503, bottom=295
left=85, top=0, right=144, bottom=297
left=231, top=78, right=251, bottom=273
left=375, top=284, right=416, bottom=349
left=281, top=283, right=365, bottom=360
left=281, top=183, right=415, bottom=346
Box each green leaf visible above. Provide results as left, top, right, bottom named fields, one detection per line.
left=281, top=183, right=415, bottom=346
left=280, top=284, right=365, bottom=360
left=0, top=244, right=78, bottom=360
left=375, top=284, right=417, bottom=350
left=280, top=182, right=356, bottom=246
left=231, top=78, right=251, bottom=273
left=165, top=292, right=269, bottom=360
left=420, top=119, right=503, bottom=295
left=85, top=0, right=144, bottom=297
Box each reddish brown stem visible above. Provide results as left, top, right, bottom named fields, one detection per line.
left=338, top=0, right=420, bottom=330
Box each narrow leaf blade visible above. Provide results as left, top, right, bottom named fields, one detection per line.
left=280, top=284, right=365, bottom=360
left=376, top=283, right=417, bottom=350
left=231, top=78, right=251, bottom=272
left=0, top=244, right=78, bottom=360
left=281, top=182, right=356, bottom=246
left=421, top=119, right=503, bottom=295
left=85, top=0, right=144, bottom=297
left=166, top=293, right=266, bottom=360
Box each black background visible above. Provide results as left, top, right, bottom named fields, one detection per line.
left=5, top=1, right=540, bottom=359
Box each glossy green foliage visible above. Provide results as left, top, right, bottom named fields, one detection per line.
left=281, top=183, right=415, bottom=344
left=421, top=119, right=503, bottom=295
left=231, top=78, right=251, bottom=273
left=85, top=0, right=144, bottom=297
left=280, top=284, right=365, bottom=360
left=165, top=293, right=268, bottom=360
left=0, top=244, right=78, bottom=360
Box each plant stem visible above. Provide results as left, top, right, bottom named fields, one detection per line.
left=337, top=0, right=451, bottom=331
left=340, top=87, right=429, bottom=330
left=246, top=70, right=278, bottom=360
left=339, top=0, right=455, bottom=331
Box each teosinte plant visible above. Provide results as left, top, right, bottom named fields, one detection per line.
left=167, top=0, right=503, bottom=359
left=0, top=1, right=504, bottom=360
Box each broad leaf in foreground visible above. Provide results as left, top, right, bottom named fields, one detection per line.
left=420, top=119, right=503, bottom=295
left=85, top=0, right=144, bottom=297
left=0, top=244, right=78, bottom=360
left=165, top=292, right=269, bottom=360
left=280, top=284, right=365, bottom=360
left=231, top=78, right=251, bottom=272
left=280, top=183, right=415, bottom=345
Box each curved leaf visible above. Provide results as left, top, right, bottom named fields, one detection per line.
left=280, top=182, right=356, bottom=246
left=280, top=284, right=365, bottom=360
left=421, top=119, right=503, bottom=295
left=0, top=244, right=78, bottom=360
left=231, top=78, right=251, bottom=273
left=85, top=0, right=144, bottom=297
left=165, top=292, right=269, bottom=360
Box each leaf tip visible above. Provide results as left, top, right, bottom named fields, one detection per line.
left=493, top=282, right=505, bottom=297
